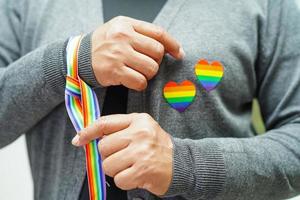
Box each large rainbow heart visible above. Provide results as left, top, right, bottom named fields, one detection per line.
left=194, top=59, right=224, bottom=91
left=163, top=80, right=196, bottom=112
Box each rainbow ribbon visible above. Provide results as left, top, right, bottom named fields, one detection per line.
left=65, top=36, right=106, bottom=200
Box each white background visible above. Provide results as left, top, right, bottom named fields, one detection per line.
left=0, top=136, right=299, bottom=200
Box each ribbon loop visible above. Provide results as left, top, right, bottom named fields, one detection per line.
left=65, top=36, right=106, bottom=200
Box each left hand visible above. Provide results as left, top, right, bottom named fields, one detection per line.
left=71, top=113, right=173, bottom=196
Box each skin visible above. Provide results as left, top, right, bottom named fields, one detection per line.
left=72, top=113, right=173, bottom=196
left=91, top=16, right=185, bottom=90
left=72, top=16, right=185, bottom=195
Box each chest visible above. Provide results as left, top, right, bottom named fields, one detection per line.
left=128, top=1, right=262, bottom=139
left=24, top=0, right=263, bottom=138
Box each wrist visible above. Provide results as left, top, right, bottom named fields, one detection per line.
left=164, top=137, right=226, bottom=199
left=42, top=40, right=68, bottom=95
left=76, top=33, right=101, bottom=88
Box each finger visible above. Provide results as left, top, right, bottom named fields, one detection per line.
left=98, top=128, right=131, bottom=159
left=120, top=66, right=148, bottom=91
left=114, top=166, right=138, bottom=191
left=124, top=47, right=159, bottom=80
left=102, top=146, right=134, bottom=177
left=72, top=114, right=136, bottom=146
left=131, top=32, right=165, bottom=63
left=126, top=18, right=185, bottom=59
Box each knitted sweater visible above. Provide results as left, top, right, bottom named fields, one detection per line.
left=0, top=0, right=300, bottom=199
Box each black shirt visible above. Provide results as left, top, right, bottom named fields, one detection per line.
left=79, top=0, right=166, bottom=199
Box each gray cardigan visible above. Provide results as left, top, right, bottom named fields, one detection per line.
left=0, top=0, right=300, bottom=199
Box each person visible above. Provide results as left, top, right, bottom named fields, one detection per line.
left=0, top=0, right=300, bottom=200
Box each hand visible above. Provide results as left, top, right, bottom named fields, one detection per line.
left=72, top=113, right=173, bottom=196
left=91, top=16, right=185, bottom=91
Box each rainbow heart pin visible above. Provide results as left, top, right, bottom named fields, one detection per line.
left=194, top=59, right=224, bottom=91
left=163, top=80, right=196, bottom=112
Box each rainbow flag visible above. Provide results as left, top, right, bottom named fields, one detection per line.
left=65, top=36, right=106, bottom=200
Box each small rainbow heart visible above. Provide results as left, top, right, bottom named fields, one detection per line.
left=194, top=59, right=224, bottom=91
left=163, top=80, right=196, bottom=112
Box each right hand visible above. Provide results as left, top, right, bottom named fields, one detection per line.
left=91, top=16, right=185, bottom=91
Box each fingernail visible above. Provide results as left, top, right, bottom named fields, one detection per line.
left=178, top=47, right=185, bottom=59
left=72, top=134, right=80, bottom=146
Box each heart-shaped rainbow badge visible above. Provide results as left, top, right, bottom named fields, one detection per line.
left=163, top=80, right=196, bottom=112
left=194, top=59, right=224, bottom=91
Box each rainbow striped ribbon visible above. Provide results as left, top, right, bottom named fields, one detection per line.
left=65, top=36, right=106, bottom=200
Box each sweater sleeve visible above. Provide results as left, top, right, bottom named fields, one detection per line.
left=164, top=1, right=300, bottom=199
left=0, top=0, right=97, bottom=148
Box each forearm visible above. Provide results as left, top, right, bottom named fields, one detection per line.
left=166, top=121, right=300, bottom=200
left=0, top=40, right=67, bottom=147
left=0, top=32, right=99, bottom=148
